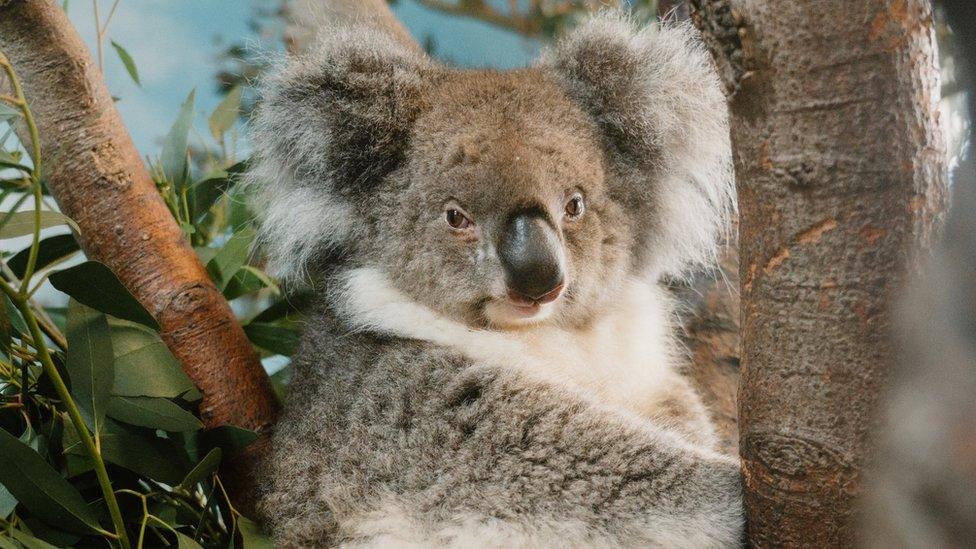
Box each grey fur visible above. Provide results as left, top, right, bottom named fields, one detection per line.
left=250, top=11, right=742, bottom=548
left=260, top=315, right=742, bottom=548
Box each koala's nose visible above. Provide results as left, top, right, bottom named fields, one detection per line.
left=498, top=210, right=565, bottom=303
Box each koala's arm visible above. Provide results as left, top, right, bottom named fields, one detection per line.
left=259, top=334, right=743, bottom=548
left=640, top=372, right=719, bottom=448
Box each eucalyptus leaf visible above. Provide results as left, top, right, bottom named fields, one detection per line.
left=198, top=425, right=257, bottom=456
left=237, top=517, right=274, bottom=548
left=18, top=517, right=81, bottom=548
left=110, top=40, right=141, bottom=86
left=177, top=532, right=205, bottom=549
left=0, top=103, right=20, bottom=122
left=109, top=320, right=196, bottom=399
left=8, top=233, right=80, bottom=278
left=190, top=171, right=229, bottom=222
left=0, top=428, right=100, bottom=533
left=0, top=483, right=16, bottom=517
left=49, top=261, right=159, bottom=330
left=161, top=90, right=196, bottom=190
left=250, top=292, right=312, bottom=323
left=0, top=211, right=77, bottom=240
left=2, top=293, right=27, bottom=336
left=65, top=300, right=114, bottom=435
left=208, top=85, right=242, bottom=141
left=8, top=528, right=61, bottom=549
left=65, top=431, right=191, bottom=486
left=189, top=160, right=246, bottom=222
left=107, top=396, right=202, bottom=432
left=223, top=265, right=278, bottom=301
left=178, top=447, right=222, bottom=491
left=206, top=228, right=255, bottom=290
left=0, top=150, right=30, bottom=174
left=244, top=318, right=302, bottom=356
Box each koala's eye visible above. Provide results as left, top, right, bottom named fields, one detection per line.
left=446, top=209, right=472, bottom=230
left=564, top=193, right=585, bottom=219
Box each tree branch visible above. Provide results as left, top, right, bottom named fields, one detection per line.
left=414, top=0, right=545, bottom=36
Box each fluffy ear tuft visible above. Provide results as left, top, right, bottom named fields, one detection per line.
left=546, top=12, right=734, bottom=278
left=245, top=25, right=432, bottom=281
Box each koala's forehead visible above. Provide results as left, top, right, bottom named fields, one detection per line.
left=409, top=68, right=605, bottom=189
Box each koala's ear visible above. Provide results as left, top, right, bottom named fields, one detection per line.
left=546, top=13, right=734, bottom=277
left=246, top=25, right=431, bottom=281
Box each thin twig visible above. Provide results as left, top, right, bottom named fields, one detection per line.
left=92, top=0, right=103, bottom=70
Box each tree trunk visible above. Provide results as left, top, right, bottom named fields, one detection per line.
left=0, top=0, right=278, bottom=509
left=691, top=0, right=947, bottom=546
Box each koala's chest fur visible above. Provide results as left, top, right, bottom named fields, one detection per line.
left=338, top=267, right=684, bottom=421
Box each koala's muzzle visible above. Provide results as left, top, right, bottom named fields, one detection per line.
left=498, top=210, right=565, bottom=304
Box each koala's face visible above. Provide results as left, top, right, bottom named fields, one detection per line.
left=249, top=16, right=732, bottom=331
left=372, top=71, right=632, bottom=328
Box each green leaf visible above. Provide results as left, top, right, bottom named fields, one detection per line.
left=2, top=293, right=28, bottom=336
left=228, top=187, right=255, bottom=231
left=189, top=172, right=228, bottom=222
left=49, top=261, right=159, bottom=330
left=269, top=365, right=290, bottom=403
left=161, top=90, right=196, bottom=190
left=0, top=150, right=30, bottom=174
left=223, top=265, right=278, bottom=301
left=64, top=431, right=191, bottom=486
left=0, top=211, right=77, bottom=240
left=8, top=528, right=60, bottom=549
left=178, top=447, right=221, bottom=490
left=109, top=320, right=197, bottom=399
left=208, top=85, right=242, bottom=141
left=18, top=517, right=80, bottom=548
left=206, top=228, right=255, bottom=290
left=110, top=40, right=141, bottom=87
left=250, top=292, right=312, bottom=323
left=176, top=532, right=205, bottom=549
left=198, top=425, right=257, bottom=456
left=107, top=396, right=202, bottom=432
left=189, top=160, right=246, bottom=222
left=65, top=299, right=114, bottom=435
left=237, top=517, right=274, bottom=549
left=244, top=318, right=302, bottom=356
left=8, top=233, right=80, bottom=278
left=0, top=103, right=20, bottom=123
left=0, top=483, right=16, bottom=517
left=0, top=428, right=100, bottom=534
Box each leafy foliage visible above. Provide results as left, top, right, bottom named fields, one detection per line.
left=0, top=17, right=300, bottom=545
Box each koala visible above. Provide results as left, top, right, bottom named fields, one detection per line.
left=248, top=11, right=742, bottom=549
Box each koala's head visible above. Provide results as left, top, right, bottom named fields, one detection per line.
left=247, top=13, right=732, bottom=329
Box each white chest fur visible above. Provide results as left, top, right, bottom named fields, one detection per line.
left=337, top=268, right=682, bottom=418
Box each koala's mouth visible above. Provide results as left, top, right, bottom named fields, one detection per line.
left=482, top=284, right=564, bottom=328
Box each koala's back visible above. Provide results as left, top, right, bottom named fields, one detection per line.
left=259, top=314, right=742, bottom=548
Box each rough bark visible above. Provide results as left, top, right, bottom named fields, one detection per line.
left=691, top=0, right=948, bottom=546
left=0, top=0, right=279, bottom=509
